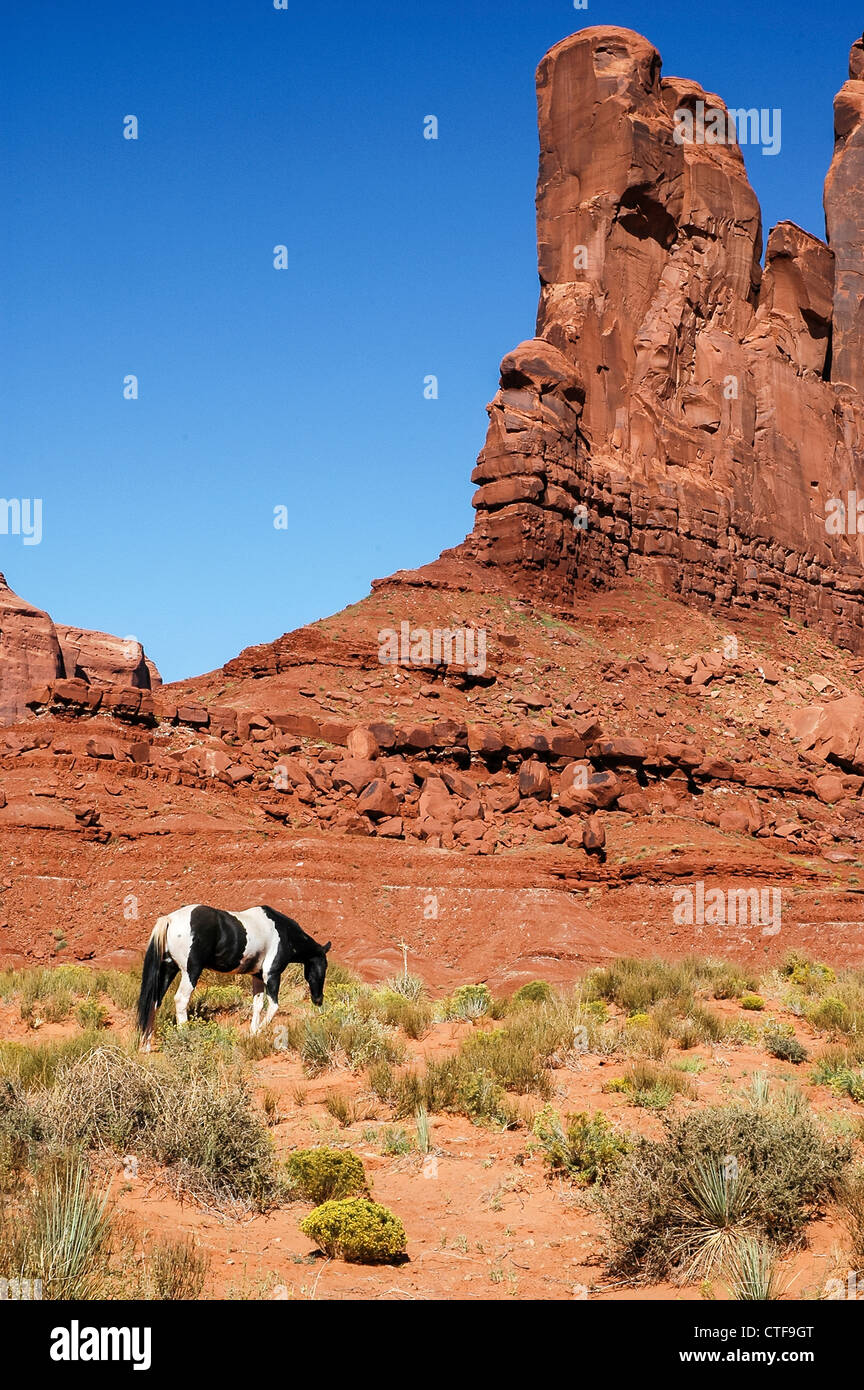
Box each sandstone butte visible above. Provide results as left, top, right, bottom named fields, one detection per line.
left=373, top=26, right=864, bottom=655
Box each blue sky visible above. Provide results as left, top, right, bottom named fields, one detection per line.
left=2, top=0, right=860, bottom=681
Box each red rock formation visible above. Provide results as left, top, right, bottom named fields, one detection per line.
left=0, top=573, right=160, bottom=723
left=423, top=27, right=864, bottom=652
left=55, top=625, right=160, bottom=690
left=0, top=574, right=63, bottom=723
left=825, top=35, right=864, bottom=396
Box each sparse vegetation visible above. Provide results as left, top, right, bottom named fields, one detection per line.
left=604, top=1101, right=850, bottom=1281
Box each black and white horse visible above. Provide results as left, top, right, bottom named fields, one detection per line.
left=137, top=904, right=331, bottom=1050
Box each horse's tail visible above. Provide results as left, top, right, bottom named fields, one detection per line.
left=137, top=914, right=170, bottom=1037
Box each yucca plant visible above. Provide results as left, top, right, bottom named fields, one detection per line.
left=674, top=1157, right=757, bottom=1280
left=747, top=1071, right=771, bottom=1107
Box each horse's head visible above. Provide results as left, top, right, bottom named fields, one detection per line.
left=303, top=941, right=331, bottom=1006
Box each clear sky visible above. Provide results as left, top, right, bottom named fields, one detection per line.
left=2, top=0, right=861, bottom=681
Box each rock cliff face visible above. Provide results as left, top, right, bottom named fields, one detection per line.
left=55, top=625, right=160, bottom=692
left=458, top=27, right=864, bottom=649
left=0, top=574, right=159, bottom=722
left=0, top=575, right=64, bottom=723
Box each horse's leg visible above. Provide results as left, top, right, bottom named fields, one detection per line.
left=174, top=961, right=201, bottom=1029
left=260, top=971, right=281, bottom=1031
left=250, top=974, right=265, bottom=1035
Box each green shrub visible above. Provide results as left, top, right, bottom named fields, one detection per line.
left=741, top=994, right=765, bottom=1011
left=812, top=1052, right=864, bottom=1103
left=764, top=1023, right=808, bottom=1065
left=285, top=1147, right=368, bottom=1204
left=512, top=981, right=554, bottom=1006
left=532, top=1105, right=627, bottom=1184
left=190, top=984, right=246, bottom=1018
left=602, top=1060, right=695, bottom=1110
left=300, top=1198, right=406, bottom=1263
left=380, top=1126, right=412, bottom=1156
left=780, top=953, right=835, bottom=992
left=75, top=1000, right=109, bottom=1031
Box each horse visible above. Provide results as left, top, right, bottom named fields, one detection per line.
left=136, top=904, right=331, bottom=1050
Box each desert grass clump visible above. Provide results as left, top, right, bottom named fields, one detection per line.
left=0, top=1151, right=114, bottom=1300
left=0, top=1032, right=110, bottom=1090
left=711, top=966, right=759, bottom=1000
left=323, top=1091, right=356, bottom=1127
left=382, top=972, right=425, bottom=1002
left=674, top=1004, right=729, bottom=1050
left=459, top=1024, right=553, bottom=1097
left=300, top=1010, right=403, bottom=1075
left=741, top=994, right=765, bottom=1011
left=603, top=1060, right=696, bottom=1110
left=603, top=1101, right=850, bottom=1282
left=148, top=1236, right=210, bottom=1300
left=285, top=1146, right=368, bottom=1204
left=532, top=1104, right=628, bottom=1184
left=812, top=1048, right=864, bottom=1103
left=807, top=996, right=851, bottom=1033
left=371, top=990, right=432, bottom=1039
left=368, top=1056, right=519, bottom=1129
left=587, top=957, right=700, bottom=1015
left=300, top=1198, right=406, bottom=1263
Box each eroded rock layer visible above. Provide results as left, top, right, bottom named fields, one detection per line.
left=461, top=27, right=864, bottom=649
